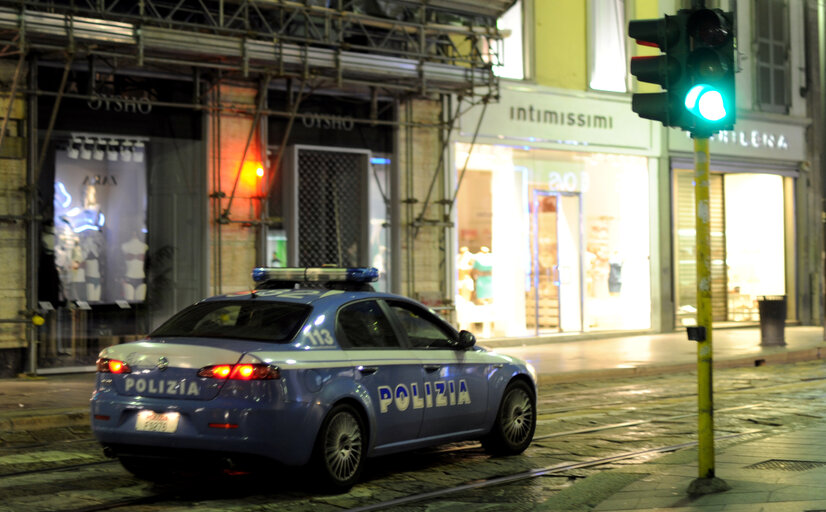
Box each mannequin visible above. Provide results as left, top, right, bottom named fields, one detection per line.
left=62, top=184, right=104, bottom=302
left=122, top=232, right=148, bottom=301
left=471, top=246, right=494, bottom=338
left=457, top=247, right=475, bottom=301
left=471, top=247, right=493, bottom=304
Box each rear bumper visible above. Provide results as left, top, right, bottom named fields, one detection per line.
left=90, top=388, right=324, bottom=466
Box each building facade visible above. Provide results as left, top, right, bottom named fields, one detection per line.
left=0, top=1, right=508, bottom=375
left=449, top=0, right=823, bottom=341
left=0, top=0, right=821, bottom=374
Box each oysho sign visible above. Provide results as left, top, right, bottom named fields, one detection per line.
left=301, top=113, right=355, bottom=131
left=87, top=93, right=152, bottom=114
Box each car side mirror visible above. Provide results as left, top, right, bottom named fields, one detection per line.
left=457, top=330, right=476, bottom=350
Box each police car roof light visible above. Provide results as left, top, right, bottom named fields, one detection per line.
left=252, top=267, right=379, bottom=284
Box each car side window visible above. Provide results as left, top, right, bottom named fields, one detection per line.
left=337, top=300, right=400, bottom=349
left=387, top=301, right=455, bottom=349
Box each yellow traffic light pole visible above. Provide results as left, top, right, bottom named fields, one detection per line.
left=687, top=137, right=730, bottom=495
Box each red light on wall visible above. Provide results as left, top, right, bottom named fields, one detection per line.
left=239, top=161, right=265, bottom=189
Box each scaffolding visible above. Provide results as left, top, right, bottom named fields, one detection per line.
left=0, top=0, right=507, bottom=362
left=0, top=0, right=505, bottom=96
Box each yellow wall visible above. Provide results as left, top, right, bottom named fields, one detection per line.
left=534, top=0, right=586, bottom=89
left=633, top=0, right=662, bottom=93
left=532, top=0, right=661, bottom=92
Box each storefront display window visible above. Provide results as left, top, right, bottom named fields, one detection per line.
left=673, top=168, right=788, bottom=325
left=53, top=140, right=148, bottom=305
left=455, top=143, right=651, bottom=339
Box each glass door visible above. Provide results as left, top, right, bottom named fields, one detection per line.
left=528, top=189, right=583, bottom=334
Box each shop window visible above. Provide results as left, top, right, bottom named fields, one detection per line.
left=673, top=169, right=786, bottom=325
left=53, top=136, right=148, bottom=305
left=588, top=0, right=628, bottom=93
left=454, top=144, right=650, bottom=339
left=754, top=0, right=789, bottom=113
left=493, top=0, right=525, bottom=80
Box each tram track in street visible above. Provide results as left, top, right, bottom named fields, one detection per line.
left=345, top=431, right=760, bottom=512
left=54, top=494, right=175, bottom=512
left=0, top=458, right=117, bottom=479
left=428, top=400, right=766, bottom=457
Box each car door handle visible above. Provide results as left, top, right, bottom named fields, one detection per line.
left=358, top=366, right=378, bottom=375
left=423, top=365, right=441, bottom=373
left=492, top=363, right=504, bottom=369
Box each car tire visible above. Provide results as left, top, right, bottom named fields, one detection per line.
left=312, top=403, right=366, bottom=492
left=482, top=380, right=536, bottom=456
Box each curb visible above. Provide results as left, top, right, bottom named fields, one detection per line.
left=0, top=408, right=89, bottom=433
left=537, top=345, right=826, bottom=385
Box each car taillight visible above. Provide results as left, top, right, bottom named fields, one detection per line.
left=96, top=358, right=132, bottom=374
left=197, top=364, right=280, bottom=380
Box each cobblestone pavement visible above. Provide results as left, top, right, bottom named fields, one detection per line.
left=0, top=360, right=823, bottom=511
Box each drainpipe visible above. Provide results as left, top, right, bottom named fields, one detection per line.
left=26, top=55, right=37, bottom=375
left=390, top=99, right=402, bottom=294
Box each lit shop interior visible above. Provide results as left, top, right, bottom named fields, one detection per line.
left=672, top=167, right=792, bottom=326
left=52, top=135, right=149, bottom=306
left=454, top=143, right=651, bottom=339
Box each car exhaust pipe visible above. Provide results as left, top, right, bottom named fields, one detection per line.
left=102, top=446, right=117, bottom=459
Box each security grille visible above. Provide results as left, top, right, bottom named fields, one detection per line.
left=297, top=149, right=367, bottom=267
left=746, top=459, right=826, bottom=471
left=674, top=170, right=727, bottom=323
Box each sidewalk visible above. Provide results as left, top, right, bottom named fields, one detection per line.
left=591, top=422, right=826, bottom=511
left=484, top=325, right=826, bottom=384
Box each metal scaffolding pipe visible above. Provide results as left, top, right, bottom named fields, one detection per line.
left=0, top=52, right=24, bottom=152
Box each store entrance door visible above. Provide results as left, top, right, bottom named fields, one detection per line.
left=527, top=190, right=583, bottom=335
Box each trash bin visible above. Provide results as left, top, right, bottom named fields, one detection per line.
left=757, top=295, right=786, bottom=346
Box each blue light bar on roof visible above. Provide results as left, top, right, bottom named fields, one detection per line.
left=252, top=267, right=379, bottom=283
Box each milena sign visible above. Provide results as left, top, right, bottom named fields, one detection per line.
left=669, top=118, right=806, bottom=161
left=459, top=85, right=653, bottom=152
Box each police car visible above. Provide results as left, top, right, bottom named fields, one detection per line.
left=91, top=267, right=537, bottom=491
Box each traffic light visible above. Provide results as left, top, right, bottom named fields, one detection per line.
left=628, top=12, right=690, bottom=128
left=683, top=8, right=736, bottom=137
left=629, top=8, right=736, bottom=137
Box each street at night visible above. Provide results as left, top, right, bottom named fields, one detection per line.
left=3, top=1, right=826, bottom=510
left=0, top=355, right=823, bottom=511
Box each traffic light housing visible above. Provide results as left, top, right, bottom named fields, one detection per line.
left=629, top=8, right=736, bottom=137
left=683, top=8, right=736, bottom=137
left=628, top=12, right=690, bottom=129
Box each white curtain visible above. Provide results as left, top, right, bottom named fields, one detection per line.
left=589, top=0, right=628, bottom=92
left=494, top=0, right=524, bottom=80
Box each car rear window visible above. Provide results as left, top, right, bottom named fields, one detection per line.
left=150, top=300, right=311, bottom=343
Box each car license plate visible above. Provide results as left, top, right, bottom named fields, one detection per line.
left=135, top=410, right=180, bottom=433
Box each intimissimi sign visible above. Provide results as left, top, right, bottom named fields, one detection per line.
left=459, top=84, right=653, bottom=152
left=510, top=105, right=613, bottom=130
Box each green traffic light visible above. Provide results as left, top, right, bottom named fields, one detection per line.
left=684, top=84, right=727, bottom=121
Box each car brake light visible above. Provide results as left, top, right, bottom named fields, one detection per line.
left=197, top=364, right=280, bottom=380
left=96, top=358, right=132, bottom=374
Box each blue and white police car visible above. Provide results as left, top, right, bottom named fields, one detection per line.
left=91, top=267, right=537, bottom=491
